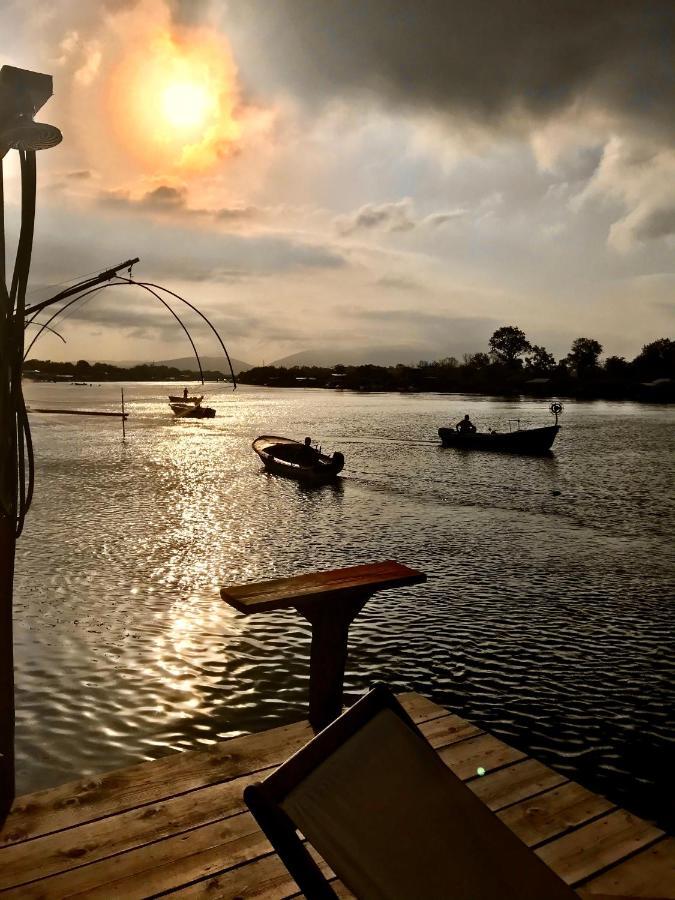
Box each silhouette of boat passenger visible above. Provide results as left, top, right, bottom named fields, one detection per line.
left=302, top=436, right=319, bottom=461
left=456, top=414, right=477, bottom=434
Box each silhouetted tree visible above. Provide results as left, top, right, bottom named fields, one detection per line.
left=463, top=352, right=491, bottom=370
left=566, top=337, right=603, bottom=376
left=604, top=356, right=630, bottom=378
left=488, top=326, right=531, bottom=365
left=525, top=345, right=556, bottom=374
left=632, top=338, right=675, bottom=379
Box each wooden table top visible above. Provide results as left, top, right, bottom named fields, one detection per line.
left=220, top=560, right=427, bottom=614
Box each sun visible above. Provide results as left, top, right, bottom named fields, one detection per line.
left=161, top=79, right=215, bottom=132
left=109, top=27, right=242, bottom=171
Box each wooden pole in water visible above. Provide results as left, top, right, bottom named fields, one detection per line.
left=121, top=388, right=126, bottom=441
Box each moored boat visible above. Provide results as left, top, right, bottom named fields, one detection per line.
left=170, top=402, right=215, bottom=418
left=253, top=435, right=345, bottom=481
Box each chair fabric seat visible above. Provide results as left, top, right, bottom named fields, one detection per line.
left=281, top=708, right=576, bottom=900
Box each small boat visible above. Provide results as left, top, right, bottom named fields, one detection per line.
left=253, top=435, right=345, bottom=481
left=168, top=394, right=203, bottom=404
left=439, top=402, right=562, bottom=454
left=438, top=424, right=559, bottom=454
left=170, top=402, right=215, bottom=419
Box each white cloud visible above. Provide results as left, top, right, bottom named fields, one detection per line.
left=573, top=136, right=675, bottom=251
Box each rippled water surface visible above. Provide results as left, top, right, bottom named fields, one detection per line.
left=15, top=383, right=675, bottom=827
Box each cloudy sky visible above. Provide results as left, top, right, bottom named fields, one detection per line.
left=2, top=0, right=674, bottom=365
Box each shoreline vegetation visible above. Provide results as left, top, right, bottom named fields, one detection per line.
left=24, top=360, right=228, bottom=383
left=240, top=329, right=674, bottom=403
left=24, top=328, right=674, bottom=402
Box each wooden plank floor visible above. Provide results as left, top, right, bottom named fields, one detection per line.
left=0, top=693, right=673, bottom=899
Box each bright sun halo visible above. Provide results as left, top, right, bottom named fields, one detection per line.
left=111, top=28, right=242, bottom=171
left=161, top=80, right=213, bottom=131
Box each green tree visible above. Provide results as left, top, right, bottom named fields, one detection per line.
left=565, top=338, right=603, bottom=376
left=488, top=326, right=531, bottom=365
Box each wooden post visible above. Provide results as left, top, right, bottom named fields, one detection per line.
left=298, top=595, right=369, bottom=731
left=121, top=388, right=126, bottom=441
left=220, top=561, right=426, bottom=733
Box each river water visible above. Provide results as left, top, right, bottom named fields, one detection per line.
left=15, top=382, right=675, bottom=828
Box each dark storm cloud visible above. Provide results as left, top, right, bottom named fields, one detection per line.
left=228, top=0, right=674, bottom=135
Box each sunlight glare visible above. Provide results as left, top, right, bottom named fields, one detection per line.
left=161, top=80, right=213, bottom=131
left=110, top=27, right=241, bottom=171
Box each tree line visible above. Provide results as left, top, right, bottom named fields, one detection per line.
left=23, top=359, right=228, bottom=382
left=239, top=328, right=674, bottom=401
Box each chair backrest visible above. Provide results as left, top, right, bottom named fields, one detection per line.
left=244, top=685, right=577, bottom=900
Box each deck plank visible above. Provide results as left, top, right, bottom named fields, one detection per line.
left=498, top=781, right=617, bottom=847
left=469, top=757, right=568, bottom=811
left=6, top=813, right=269, bottom=900
left=578, top=836, right=675, bottom=898
left=0, top=771, right=264, bottom=890
left=438, top=730, right=527, bottom=779
left=536, top=810, right=664, bottom=886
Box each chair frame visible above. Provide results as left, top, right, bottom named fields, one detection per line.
left=244, top=684, right=450, bottom=899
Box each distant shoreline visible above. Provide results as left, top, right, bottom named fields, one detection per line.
left=237, top=366, right=673, bottom=404
left=22, top=357, right=673, bottom=402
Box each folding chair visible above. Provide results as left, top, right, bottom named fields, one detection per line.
left=244, top=685, right=578, bottom=899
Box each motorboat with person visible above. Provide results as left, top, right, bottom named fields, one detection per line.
left=438, top=403, right=562, bottom=454
left=169, top=399, right=215, bottom=418
left=168, top=387, right=204, bottom=404
left=253, top=435, right=345, bottom=481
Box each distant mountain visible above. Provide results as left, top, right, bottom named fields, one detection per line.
left=270, top=345, right=480, bottom=368
left=112, top=355, right=253, bottom=374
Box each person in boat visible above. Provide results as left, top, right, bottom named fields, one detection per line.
left=183, top=386, right=189, bottom=400
left=456, top=414, right=477, bottom=434
left=303, top=436, right=319, bottom=462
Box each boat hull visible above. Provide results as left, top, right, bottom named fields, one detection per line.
left=170, top=403, right=215, bottom=418
left=253, top=435, right=344, bottom=482
left=168, top=395, right=203, bottom=404
left=438, top=424, right=560, bottom=454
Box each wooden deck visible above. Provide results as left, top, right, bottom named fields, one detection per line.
left=0, top=693, right=672, bottom=899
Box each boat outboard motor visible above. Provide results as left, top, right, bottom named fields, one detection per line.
left=332, top=452, right=345, bottom=466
